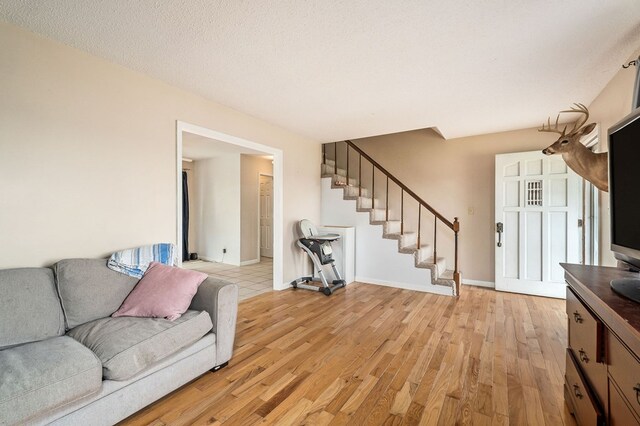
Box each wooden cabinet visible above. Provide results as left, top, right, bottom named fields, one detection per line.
left=562, top=264, right=640, bottom=425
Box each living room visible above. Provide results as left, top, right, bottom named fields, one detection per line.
left=1, top=2, right=640, bottom=425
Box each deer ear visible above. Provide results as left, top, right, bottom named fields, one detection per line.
left=579, top=122, right=597, bottom=136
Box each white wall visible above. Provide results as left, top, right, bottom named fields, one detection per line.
left=193, top=155, right=242, bottom=265
left=0, top=21, right=320, bottom=286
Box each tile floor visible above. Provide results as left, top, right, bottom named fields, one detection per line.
left=183, top=257, right=273, bottom=301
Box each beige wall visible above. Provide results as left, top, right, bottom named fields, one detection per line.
left=588, top=48, right=640, bottom=266
left=0, top=21, right=320, bottom=284
left=240, top=155, right=273, bottom=262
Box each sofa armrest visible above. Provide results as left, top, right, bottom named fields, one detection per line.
left=189, top=277, right=238, bottom=366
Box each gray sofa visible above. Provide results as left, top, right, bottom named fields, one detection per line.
left=0, top=259, right=238, bottom=426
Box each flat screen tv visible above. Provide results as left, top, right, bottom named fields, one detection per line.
left=609, top=106, right=640, bottom=301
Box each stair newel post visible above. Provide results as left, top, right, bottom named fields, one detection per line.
left=417, top=204, right=421, bottom=250
left=346, top=143, right=350, bottom=184
left=385, top=176, right=389, bottom=221
left=358, top=154, right=362, bottom=197
left=433, top=216, right=437, bottom=263
left=453, top=217, right=461, bottom=297
left=400, top=189, right=404, bottom=235
left=322, top=143, right=326, bottom=166
left=334, top=142, right=337, bottom=175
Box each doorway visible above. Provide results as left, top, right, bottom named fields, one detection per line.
left=495, top=150, right=586, bottom=298
left=176, top=121, right=284, bottom=294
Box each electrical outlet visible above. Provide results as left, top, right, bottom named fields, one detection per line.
left=223, top=248, right=227, bottom=254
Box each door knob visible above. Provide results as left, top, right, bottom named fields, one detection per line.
left=496, top=222, right=503, bottom=247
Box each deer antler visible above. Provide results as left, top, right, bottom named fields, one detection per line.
left=560, top=103, right=589, bottom=134
left=539, top=114, right=567, bottom=136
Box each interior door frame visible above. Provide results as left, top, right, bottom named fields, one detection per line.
left=175, top=121, right=284, bottom=290
left=258, top=172, right=274, bottom=259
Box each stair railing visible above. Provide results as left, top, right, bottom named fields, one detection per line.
left=324, top=140, right=461, bottom=296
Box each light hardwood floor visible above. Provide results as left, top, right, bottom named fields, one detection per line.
left=121, top=283, right=576, bottom=425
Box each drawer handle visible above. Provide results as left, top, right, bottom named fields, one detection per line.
left=573, top=311, right=583, bottom=323
left=573, top=384, right=583, bottom=400
left=578, top=349, right=589, bottom=364
left=634, top=384, right=640, bottom=405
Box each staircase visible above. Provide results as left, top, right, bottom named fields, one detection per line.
left=322, top=141, right=461, bottom=296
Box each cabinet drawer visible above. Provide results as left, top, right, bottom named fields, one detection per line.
left=565, top=349, right=604, bottom=425
left=609, top=332, right=640, bottom=418
left=567, top=287, right=604, bottom=362
left=609, top=379, right=640, bottom=425
left=566, top=287, right=607, bottom=403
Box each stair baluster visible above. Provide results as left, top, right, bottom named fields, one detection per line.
left=358, top=155, right=362, bottom=197
left=417, top=205, right=421, bottom=250
left=346, top=144, right=350, bottom=184
left=400, top=189, right=404, bottom=235
left=385, top=176, right=389, bottom=221
left=371, top=163, right=375, bottom=200
left=433, top=216, right=437, bottom=265
left=322, top=144, right=326, bottom=166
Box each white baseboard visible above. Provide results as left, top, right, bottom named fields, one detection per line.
left=240, top=259, right=260, bottom=266
left=462, top=279, right=495, bottom=288
left=355, top=276, right=454, bottom=296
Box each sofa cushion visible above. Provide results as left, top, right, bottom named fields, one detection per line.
left=0, top=268, right=65, bottom=349
left=113, top=262, right=208, bottom=321
left=67, top=310, right=213, bottom=381
left=0, top=336, right=102, bottom=425
left=54, top=258, right=139, bottom=329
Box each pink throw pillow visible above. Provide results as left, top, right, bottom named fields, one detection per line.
left=112, top=262, right=208, bottom=321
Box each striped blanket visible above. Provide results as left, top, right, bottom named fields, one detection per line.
left=107, top=243, right=177, bottom=278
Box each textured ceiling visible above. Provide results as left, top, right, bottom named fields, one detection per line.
left=2, top=1, right=640, bottom=141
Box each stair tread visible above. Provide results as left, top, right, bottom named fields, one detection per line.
left=438, top=270, right=455, bottom=280
left=416, top=256, right=447, bottom=266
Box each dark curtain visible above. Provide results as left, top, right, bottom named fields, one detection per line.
left=182, top=171, right=190, bottom=262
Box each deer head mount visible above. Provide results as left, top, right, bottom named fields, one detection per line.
left=539, top=103, right=608, bottom=192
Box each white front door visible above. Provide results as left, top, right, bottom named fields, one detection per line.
left=260, top=175, right=274, bottom=258
left=495, top=151, right=581, bottom=298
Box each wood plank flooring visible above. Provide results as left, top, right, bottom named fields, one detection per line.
left=120, top=283, right=576, bottom=425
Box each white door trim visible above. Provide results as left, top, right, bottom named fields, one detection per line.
left=176, top=121, right=284, bottom=290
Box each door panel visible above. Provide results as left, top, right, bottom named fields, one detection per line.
left=504, top=211, right=519, bottom=279
left=495, top=151, right=581, bottom=298
left=525, top=211, right=542, bottom=281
